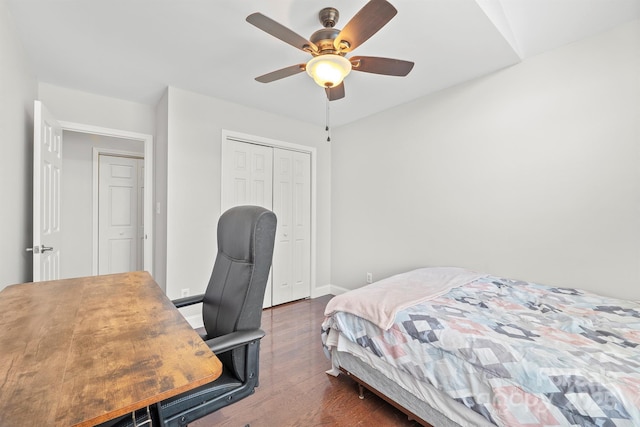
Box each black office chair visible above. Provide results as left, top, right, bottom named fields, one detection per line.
left=103, top=205, right=276, bottom=427
left=157, top=205, right=276, bottom=426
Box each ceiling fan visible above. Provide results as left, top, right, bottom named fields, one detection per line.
left=246, top=0, right=414, bottom=101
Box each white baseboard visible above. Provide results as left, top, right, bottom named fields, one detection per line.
left=312, top=284, right=332, bottom=298
left=312, top=283, right=351, bottom=298
left=178, top=303, right=204, bottom=328
left=184, top=314, right=204, bottom=329
left=329, top=284, right=351, bottom=295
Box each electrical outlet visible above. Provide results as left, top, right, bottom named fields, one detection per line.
left=181, top=288, right=189, bottom=298
left=366, top=272, right=373, bottom=284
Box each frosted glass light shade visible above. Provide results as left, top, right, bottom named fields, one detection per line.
left=306, top=55, right=352, bottom=88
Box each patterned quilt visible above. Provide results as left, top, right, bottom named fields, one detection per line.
left=322, top=276, right=640, bottom=426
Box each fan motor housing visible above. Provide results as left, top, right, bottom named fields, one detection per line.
left=310, top=28, right=341, bottom=54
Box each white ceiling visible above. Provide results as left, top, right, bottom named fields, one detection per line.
left=6, top=0, right=640, bottom=127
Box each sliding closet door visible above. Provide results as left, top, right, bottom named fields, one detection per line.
left=272, top=148, right=311, bottom=305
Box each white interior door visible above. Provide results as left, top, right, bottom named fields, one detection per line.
left=272, top=149, right=311, bottom=305
left=291, top=150, right=311, bottom=301
left=98, top=155, right=143, bottom=274
left=137, top=159, right=145, bottom=271
left=222, top=139, right=274, bottom=307
left=222, top=140, right=273, bottom=212
left=32, top=101, right=62, bottom=282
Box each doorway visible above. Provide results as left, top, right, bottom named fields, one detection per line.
left=58, top=123, right=153, bottom=278
left=31, top=102, right=154, bottom=281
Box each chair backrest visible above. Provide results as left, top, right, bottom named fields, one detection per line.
left=201, top=205, right=277, bottom=380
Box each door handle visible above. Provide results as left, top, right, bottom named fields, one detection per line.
left=25, top=245, right=54, bottom=254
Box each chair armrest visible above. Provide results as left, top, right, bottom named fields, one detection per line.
left=205, top=329, right=266, bottom=354
left=172, top=293, right=205, bottom=308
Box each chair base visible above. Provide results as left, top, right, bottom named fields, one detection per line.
left=157, top=339, right=261, bottom=427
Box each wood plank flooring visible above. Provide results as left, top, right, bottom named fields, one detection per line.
left=191, top=295, right=421, bottom=427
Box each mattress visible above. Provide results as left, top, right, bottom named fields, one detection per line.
left=323, top=268, right=640, bottom=427
left=328, top=330, right=494, bottom=427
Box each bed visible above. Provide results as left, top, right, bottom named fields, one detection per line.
left=321, top=267, right=640, bottom=426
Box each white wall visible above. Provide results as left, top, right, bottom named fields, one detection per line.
left=38, top=83, right=156, bottom=135
left=0, top=0, right=37, bottom=289
left=164, top=87, right=331, bottom=301
left=60, top=132, right=144, bottom=279
left=331, top=20, right=640, bottom=301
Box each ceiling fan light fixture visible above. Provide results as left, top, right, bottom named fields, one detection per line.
left=306, top=55, right=352, bottom=88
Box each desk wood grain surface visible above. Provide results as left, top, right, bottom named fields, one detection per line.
left=0, top=271, right=222, bottom=427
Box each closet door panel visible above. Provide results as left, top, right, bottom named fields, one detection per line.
left=222, top=139, right=274, bottom=308
left=221, top=140, right=273, bottom=212
left=272, top=150, right=293, bottom=305
left=291, top=151, right=311, bottom=301
left=223, top=139, right=311, bottom=307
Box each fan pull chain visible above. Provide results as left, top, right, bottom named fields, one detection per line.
left=325, top=96, right=331, bottom=142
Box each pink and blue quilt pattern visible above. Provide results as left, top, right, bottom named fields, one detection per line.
left=323, top=276, right=640, bottom=426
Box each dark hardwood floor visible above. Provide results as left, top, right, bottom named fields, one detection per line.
left=191, top=295, right=421, bottom=427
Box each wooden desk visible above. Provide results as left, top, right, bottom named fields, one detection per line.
left=0, top=271, right=222, bottom=427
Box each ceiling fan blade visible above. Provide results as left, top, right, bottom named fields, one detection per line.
left=255, top=64, right=306, bottom=83
left=247, top=13, right=318, bottom=53
left=325, top=82, right=345, bottom=101
left=350, top=56, right=414, bottom=76
left=334, top=0, right=397, bottom=53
